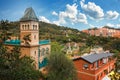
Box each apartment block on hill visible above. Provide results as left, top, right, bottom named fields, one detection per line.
left=82, top=27, right=120, bottom=38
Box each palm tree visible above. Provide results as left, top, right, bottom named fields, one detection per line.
left=23, top=34, right=31, bottom=46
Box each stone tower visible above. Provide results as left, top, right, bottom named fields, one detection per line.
left=20, top=7, right=39, bottom=46
left=20, top=7, right=39, bottom=69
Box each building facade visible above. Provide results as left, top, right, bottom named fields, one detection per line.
left=73, top=52, right=116, bottom=80
left=4, top=7, right=50, bottom=70
left=82, top=27, right=120, bottom=38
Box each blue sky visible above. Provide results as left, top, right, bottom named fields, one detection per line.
left=0, top=0, right=120, bottom=30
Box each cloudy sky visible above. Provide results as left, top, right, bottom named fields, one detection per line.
left=0, top=0, right=120, bottom=30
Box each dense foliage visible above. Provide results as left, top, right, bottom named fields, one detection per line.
left=47, top=52, right=77, bottom=80
left=0, top=45, right=43, bottom=80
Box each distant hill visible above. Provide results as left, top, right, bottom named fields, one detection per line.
left=0, top=20, right=88, bottom=43
left=1, top=20, right=120, bottom=53
left=39, top=21, right=88, bottom=43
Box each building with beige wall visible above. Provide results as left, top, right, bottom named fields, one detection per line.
left=4, top=7, right=51, bottom=70
left=82, top=27, right=120, bottom=38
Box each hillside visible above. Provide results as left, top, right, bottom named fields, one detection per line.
left=0, top=20, right=89, bottom=43
left=39, top=21, right=88, bottom=43
left=0, top=20, right=120, bottom=53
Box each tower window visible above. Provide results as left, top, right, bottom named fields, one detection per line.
left=35, top=25, right=37, bottom=30
left=25, top=25, right=27, bottom=30
left=33, top=25, right=37, bottom=30
left=34, top=51, right=36, bottom=56
left=22, top=25, right=24, bottom=30
left=33, top=25, right=35, bottom=30
left=34, top=35, right=36, bottom=40
left=28, top=24, right=29, bottom=29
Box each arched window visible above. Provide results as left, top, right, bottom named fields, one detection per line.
left=34, top=35, right=36, bottom=40
left=33, top=25, right=37, bottom=30
left=41, top=48, right=45, bottom=56
left=46, top=47, right=49, bottom=54
left=35, top=25, right=37, bottom=30
left=25, top=25, right=27, bottom=30
left=33, top=25, right=35, bottom=30
left=22, top=25, right=24, bottom=30
left=28, top=24, right=29, bottom=29
left=38, top=49, right=40, bottom=57
left=34, top=51, right=36, bottom=56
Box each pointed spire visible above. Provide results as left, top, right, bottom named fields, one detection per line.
left=20, top=7, right=38, bottom=21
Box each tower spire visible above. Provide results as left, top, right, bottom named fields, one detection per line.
left=20, top=7, right=38, bottom=22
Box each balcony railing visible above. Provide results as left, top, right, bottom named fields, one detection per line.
left=82, top=59, right=116, bottom=74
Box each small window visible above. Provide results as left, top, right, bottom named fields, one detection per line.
left=25, top=25, right=27, bottom=30
left=28, top=24, right=29, bottom=29
left=22, top=25, right=24, bottom=30
left=83, top=64, right=89, bottom=69
left=41, top=48, right=45, bottom=56
left=103, top=58, right=107, bottom=64
left=46, top=47, right=49, bottom=54
left=34, top=51, right=36, bottom=56
left=33, top=25, right=35, bottom=30
left=35, top=25, right=37, bottom=30
left=38, top=49, right=40, bottom=57
left=33, top=25, right=37, bottom=30
left=95, top=61, right=99, bottom=68
left=34, top=35, right=36, bottom=40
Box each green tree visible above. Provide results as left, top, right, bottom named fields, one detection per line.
left=0, top=45, right=43, bottom=80
left=0, top=20, right=10, bottom=41
left=109, top=49, right=120, bottom=80
left=51, top=42, right=63, bottom=52
left=114, top=50, right=120, bottom=74
left=47, top=52, right=77, bottom=80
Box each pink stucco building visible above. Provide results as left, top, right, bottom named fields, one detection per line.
left=82, top=27, right=120, bottom=38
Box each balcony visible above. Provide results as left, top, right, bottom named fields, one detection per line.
left=94, top=59, right=116, bottom=74
left=82, top=59, right=116, bottom=75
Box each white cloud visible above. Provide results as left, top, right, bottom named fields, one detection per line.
left=53, top=18, right=66, bottom=25
left=106, top=23, right=120, bottom=28
left=89, top=24, right=95, bottom=28
left=116, top=24, right=120, bottom=28
left=39, top=16, right=50, bottom=23
left=80, top=0, right=104, bottom=20
left=53, top=3, right=78, bottom=25
left=106, top=23, right=115, bottom=27
left=77, top=13, right=87, bottom=24
left=52, top=11, right=58, bottom=16
left=53, top=3, right=88, bottom=25
left=106, top=11, right=119, bottom=20
left=66, top=4, right=78, bottom=19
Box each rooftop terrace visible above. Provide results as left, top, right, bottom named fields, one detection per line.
left=81, top=53, right=113, bottom=63
left=4, top=40, right=50, bottom=45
